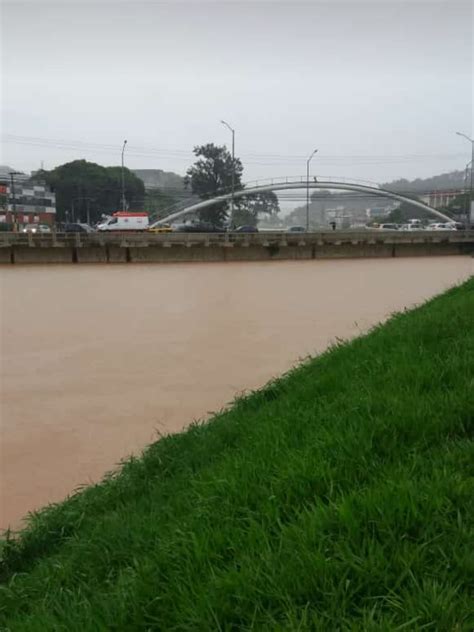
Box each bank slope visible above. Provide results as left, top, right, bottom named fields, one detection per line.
left=1, top=279, right=473, bottom=631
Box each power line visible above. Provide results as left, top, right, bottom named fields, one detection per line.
left=2, top=134, right=467, bottom=165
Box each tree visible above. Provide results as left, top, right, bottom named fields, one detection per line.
left=385, top=201, right=448, bottom=224
left=145, top=189, right=180, bottom=221
left=185, top=144, right=243, bottom=225
left=233, top=191, right=280, bottom=227
left=105, top=166, right=146, bottom=213
left=447, top=192, right=472, bottom=221
left=34, top=160, right=145, bottom=224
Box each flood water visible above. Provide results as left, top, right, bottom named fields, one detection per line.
left=1, top=257, right=473, bottom=530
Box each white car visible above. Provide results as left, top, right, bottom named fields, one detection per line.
left=400, top=224, right=424, bottom=231
left=430, top=223, right=457, bottom=231
left=378, top=223, right=399, bottom=231
left=22, top=224, right=51, bottom=234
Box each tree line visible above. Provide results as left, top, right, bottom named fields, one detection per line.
left=35, top=144, right=280, bottom=226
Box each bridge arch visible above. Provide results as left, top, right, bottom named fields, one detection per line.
left=152, top=180, right=453, bottom=226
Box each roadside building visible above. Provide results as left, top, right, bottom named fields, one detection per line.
left=366, top=206, right=393, bottom=220
left=0, top=171, right=56, bottom=226
left=418, top=190, right=462, bottom=210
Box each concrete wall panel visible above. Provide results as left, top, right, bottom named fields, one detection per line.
left=13, top=246, right=74, bottom=264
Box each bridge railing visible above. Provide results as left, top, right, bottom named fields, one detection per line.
left=0, top=229, right=472, bottom=250
left=240, top=175, right=382, bottom=189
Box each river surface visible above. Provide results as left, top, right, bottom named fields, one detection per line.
left=1, top=257, right=473, bottom=531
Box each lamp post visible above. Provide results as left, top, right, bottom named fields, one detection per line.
left=306, top=149, right=318, bottom=232
left=455, top=132, right=473, bottom=227
left=9, top=171, right=22, bottom=232
left=221, top=120, right=235, bottom=226
left=121, top=139, right=127, bottom=211
left=463, top=160, right=472, bottom=222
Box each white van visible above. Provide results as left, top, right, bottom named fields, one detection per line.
left=97, top=212, right=149, bottom=231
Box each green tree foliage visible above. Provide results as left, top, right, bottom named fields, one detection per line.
left=233, top=191, right=280, bottom=227
left=145, top=189, right=179, bottom=221
left=446, top=192, right=472, bottom=220
left=35, top=160, right=145, bottom=224
left=185, top=144, right=281, bottom=227
left=385, top=198, right=460, bottom=224
left=185, top=144, right=243, bottom=225
left=385, top=202, right=433, bottom=224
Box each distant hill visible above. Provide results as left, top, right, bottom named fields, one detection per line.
left=132, top=169, right=184, bottom=192
left=383, top=170, right=466, bottom=193
left=282, top=169, right=468, bottom=228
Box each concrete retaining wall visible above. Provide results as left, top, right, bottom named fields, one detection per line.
left=106, top=246, right=129, bottom=263
left=314, top=243, right=395, bottom=259
left=12, top=246, right=74, bottom=264
left=1, top=240, right=472, bottom=265
left=75, top=247, right=108, bottom=264
left=393, top=243, right=469, bottom=257
left=0, top=248, right=12, bottom=264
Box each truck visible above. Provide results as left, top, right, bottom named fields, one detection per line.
left=96, top=212, right=149, bottom=231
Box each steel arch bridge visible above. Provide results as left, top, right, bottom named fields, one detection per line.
left=151, top=177, right=453, bottom=227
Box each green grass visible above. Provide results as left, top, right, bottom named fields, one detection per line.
left=1, top=278, right=473, bottom=631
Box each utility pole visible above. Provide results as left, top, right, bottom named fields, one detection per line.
left=9, top=171, right=22, bottom=232
left=221, top=120, right=235, bottom=227
left=306, top=149, right=318, bottom=232
left=456, top=132, right=473, bottom=228
left=121, top=139, right=128, bottom=211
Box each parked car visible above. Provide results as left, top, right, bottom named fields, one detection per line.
left=22, top=224, right=51, bottom=234
left=400, top=223, right=423, bottom=231
left=148, top=224, right=173, bottom=233
left=59, top=222, right=95, bottom=233
left=173, top=222, right=225, bottom=233
left=234, top=225, right=258, bottom=233
left=287, top=225, right=306, bottom=233
left=430, top=222, right=457, bottom=231
left=378, top=223, right=399, bottom=231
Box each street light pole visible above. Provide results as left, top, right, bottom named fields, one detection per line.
left=221, top=120, right=235, bottom=226
left=121, top=139, right=128, bottom=211
left=456, top=132, right=473, bottom=227
left=464, top=160, right=472, bottom=222
left=306, top=149, right=318, bottom=232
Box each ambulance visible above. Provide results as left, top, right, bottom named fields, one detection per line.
left=97, top=212, right=149, bottom=231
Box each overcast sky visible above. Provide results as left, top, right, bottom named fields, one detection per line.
left=1, top=0, right=473, bottom=192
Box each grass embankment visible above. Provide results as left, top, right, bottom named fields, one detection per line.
left=1, top=279, right=473, bottom=631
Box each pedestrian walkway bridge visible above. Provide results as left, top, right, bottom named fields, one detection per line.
left=151, top=176, right=454, bottom=227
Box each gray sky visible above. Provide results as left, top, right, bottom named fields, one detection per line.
left=1, top=0, right=473, bottom=192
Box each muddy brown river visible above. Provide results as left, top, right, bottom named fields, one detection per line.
left=1, top=257, right=473, bottom=531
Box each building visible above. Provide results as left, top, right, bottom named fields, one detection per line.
left=418, top=190, right=462, bottom=210
left=0, top=171, right=56, bottom=226
left=366, top=206, right=394, bottom=220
